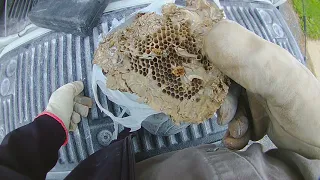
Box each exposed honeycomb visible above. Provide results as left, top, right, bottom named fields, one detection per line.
left=93, top=0, right=229, bottom=123
left=129, top=19, right=215, bottom=101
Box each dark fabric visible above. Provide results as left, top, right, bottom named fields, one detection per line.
left=0, top=115, right=66, bottom=180
left=0, top=116, right=135, bottom=180
left=65, top=130, right=135, bottom=180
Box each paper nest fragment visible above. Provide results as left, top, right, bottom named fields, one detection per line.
left=93, top=0, right=230, bottom=123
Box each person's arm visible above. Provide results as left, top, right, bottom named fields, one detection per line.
left=0, top=81, right=92, bottom=180
left=137, top=19, right=320, bottom=180
left=204, top=20, right=320, bottom=159
left=0, top=114, right=66, bottom=180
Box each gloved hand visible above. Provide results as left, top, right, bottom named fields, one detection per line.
left=216, top=82, right=241, bottom=126
left=204, top=20, right=320, bottom=159
left=44, top=81, right=93, bottom=132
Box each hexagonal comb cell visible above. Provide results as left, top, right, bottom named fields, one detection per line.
left=119, top=18, right=214, bottom=101
left=93, top=0, right=229, bottom=123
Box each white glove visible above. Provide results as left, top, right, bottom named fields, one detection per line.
left=45, top=81, right=93, bottom=131
left=205, top=20, right=320, bottom=159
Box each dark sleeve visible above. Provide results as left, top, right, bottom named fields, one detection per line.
left=65, top=130, right=135, bottom=180
left=0, top=115, right=66, bottom=180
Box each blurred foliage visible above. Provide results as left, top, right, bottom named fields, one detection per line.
left=292, top=0, right=320, bottom=39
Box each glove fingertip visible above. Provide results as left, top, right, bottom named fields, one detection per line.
left=228, top=115, right=249, bottom=138
left=74, top=103, right=89, bottom=117
left=71, top=81, right=84, bottom=96
left=71, top=111, right=81, bottom=124
left=223, top=130, right=250, bottom=150
left=217, top=93, right=238, bottom=126
left=75, top=96, right=93, bottom=108
left=69, top=122, right=78, bottom=132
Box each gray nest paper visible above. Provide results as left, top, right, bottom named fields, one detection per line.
left=93, top=0, right=229, bottom=125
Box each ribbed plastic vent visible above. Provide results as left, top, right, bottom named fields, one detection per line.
left=1, top=0, right=38, bottom=36
left=221, top=1, right=303, bottom=63
left=7, top=0, right=39, bottom=20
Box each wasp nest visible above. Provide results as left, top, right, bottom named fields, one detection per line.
left=93, top=0, right=229, bottom=123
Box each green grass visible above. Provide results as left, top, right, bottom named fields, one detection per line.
left=292, top=0, right=320, bottom=39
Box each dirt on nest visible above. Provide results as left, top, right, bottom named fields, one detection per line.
left=93, top=0, right=229, bottom=123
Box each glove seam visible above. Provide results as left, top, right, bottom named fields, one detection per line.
left=36, top=112, right=69, bottom=146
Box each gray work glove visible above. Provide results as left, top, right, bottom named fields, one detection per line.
left=204, top=20, right=320, bottom=159
left=45, top=81, right=93, bottom=132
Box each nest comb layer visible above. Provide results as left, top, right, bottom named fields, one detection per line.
left=93, top=1, right=230, bottom=123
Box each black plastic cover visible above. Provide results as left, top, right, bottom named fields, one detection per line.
left=28, top=0, right=109, bottom=36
